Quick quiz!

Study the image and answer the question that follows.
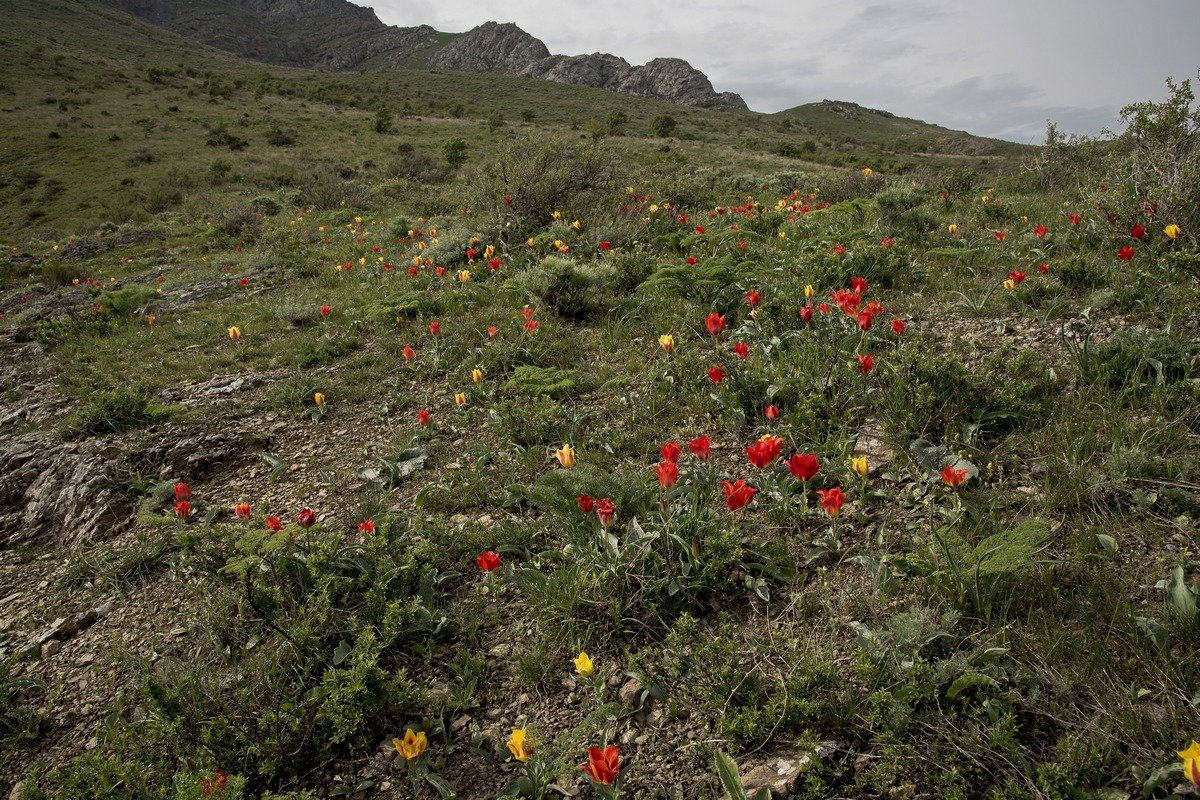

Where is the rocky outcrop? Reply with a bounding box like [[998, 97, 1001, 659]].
[[427, 21, 550, 73], [103, 1, 748, 109]]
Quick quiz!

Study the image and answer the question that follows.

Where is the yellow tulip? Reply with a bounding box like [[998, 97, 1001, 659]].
[[1003, 278, 1016, 290], [804, 284, 815, 300], [472, 368, 483, 384], [574, 651, 594, 676], [648, 204, 659, 214], [551, 210, 561, 220], [393, 729, 427, 761], [227, 326, 241, 341], [484, 244, 494, 258], [507, 729, 535, 762], [1164, 223, 1181, 240], [556, 443, 575, 469], [458, 270, 471, 283], [571, 219, 581, 230], [354, 216, 363, 224], [357, 257, 366, 266], [948, 223, 958, 235], [526, 237, 536, 247], [1180, 741, 1200, 785], [861, 167, 872, 176], [659, 334, 675, 353], [455, 392, 467, 406], [851, 456, 868, 477], [314, 392, 325, 407], [981, 195, 990, 204]]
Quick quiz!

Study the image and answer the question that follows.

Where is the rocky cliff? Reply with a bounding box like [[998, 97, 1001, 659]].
[[102, 0, 747, 109]]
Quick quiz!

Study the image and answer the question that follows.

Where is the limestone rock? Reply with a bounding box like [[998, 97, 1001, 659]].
[[428, 21, 550, 73]]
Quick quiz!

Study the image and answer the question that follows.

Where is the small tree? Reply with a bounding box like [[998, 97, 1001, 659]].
[[651, 114, 677, 138], [606, 110, 628, 135], [486, 112, 505, 133], [373, 105, 393, 134], [442, 137, 468, 170]]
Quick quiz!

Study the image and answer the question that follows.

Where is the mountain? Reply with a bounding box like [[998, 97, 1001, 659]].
[[99, 0, 748, 109]]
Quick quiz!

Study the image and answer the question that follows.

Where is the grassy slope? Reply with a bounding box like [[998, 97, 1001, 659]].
[[3, 3, 1199, 800]]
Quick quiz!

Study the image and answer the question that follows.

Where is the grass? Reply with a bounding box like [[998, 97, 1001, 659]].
[[3, 3, 1200, 799]]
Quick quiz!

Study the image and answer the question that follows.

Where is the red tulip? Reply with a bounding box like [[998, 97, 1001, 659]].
[[833, 244, 845, 255], [818, 303, 829, 314], [856, 311, 873, 331], [489, 258, 501, 271], [686, 256, 698, 265], [523, 306, 534, 321], [523, 319, 538, 332], [487, 325, 498, 337], [1008, 271, 1027, 285], [687, 436, 711, 460], [174, 500, 190, 520], [407, 267, 418, 277], [476, 550, 501, 572], [800, 306, 813, 323], [1069, 213, 1081, 226], [858, 354, 874, 374], [265, 515, 283, 532], [402, 345, 415, 361], [655, 460, 679, 489], [435, 266, 446, 277], [707, 365, 726, 383], [764, 404, 780, 421], [320, 304, 331, 317], [239, 276, 250, 286], [577, 494, 594, 513], [891, 319, 906, 335], [660, 441, 682, 463], [429, 321, 441, 336], [817, 487, 845, 517], [599, 240, 612, 251], [786, 453, 819, 481], [940, 465, 969, 487], [174, 482, 191, 502], [746, 435, 783, 468], [1118, 246, 1135, 261], [595, 499, 616, 528], [1131, 225, 1146, 239], [298, 507, 316, 528], [1034, 225, 1047, 238], [745, 289, 761, 307], [1037, 262, 1049, 274], [417, 408, 429, 425], [722, 479, 757, 511], [357, 519, 375, 534], [851, 277, 868, 295], [234, 502, 252, 520], [993, 230, 1006, 241], [581, 745, 620, 786], [695, 225, 705, 235], [705, 312, 725, 336], [880, 237, 894, 248], [466, 248, 477, 261], [731, 341, 749, 359]]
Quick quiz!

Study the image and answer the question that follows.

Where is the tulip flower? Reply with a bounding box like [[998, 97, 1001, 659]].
[[298, 507, 316, 528], [764, 404, 780, 421], [574, 651, 594, 676], [472, 367, 483, 384], [1130, 225, 1145, 239], [892, 319, 906, 335], [861, 166, 872, 176], [1034, 225, 1047, 238], [457, 270, 471, 283], [804, 284, 815, 299], [556, 443, 575, 469], [705, 312, 725, 336], [688, 436, 711, 460], [581, 745, 620, 786], [417, 408, 429, 425], [487, 326, 498, 337], [265, 515, 283, 532], [745, 289, 760, 307], [1003, 279, 1016, 291], [1118, 246, 1135, 261], [1164, 223, 1181, 239], [523, 306, 534, 321], [508, 729, 535, 762], [455, 392, 467, 406], [940, 465, 969, 487], [851, 277, 868, 295], [686, 256, 698, 265], [1037, 262, 1049, 274], [1179, 741, 1200, 786], [227, 326, 241, 341], [1008, 271, 1026, 286], [834, 243, 846, 255], [523, 319, 538, 333], [817, 487, 845, 517], [655, 460, 679, 489], [858, 354, 874, 374], [234, 502, 251, 520], [393, 729, 428, 761], [856, 312, 873, 331], [476, 550, 501, 572], [731, 341, 749, 359], [800, 306, 813, 323], [660, 441, 681, 463], [851, 456, 868, 477], [320, 304, 331, 317], [993, 230, 1006, 241], [1068, 213, 1080, 225], [147, 315, 156, 326], [174, 500, 190, 520], [577, 494, 594, 513], [599, 240, 612, 251], [746, 435, 783, 468], [707, 365, 726, 383], [595, 499, 616, 528], [429, 321, 440, 336], [357, 519, 375, 534], [723, 479, 756, 511], [947, 223, 958, 235], [786, 453, 819, 482], [659, 334, 675, 353], [314, 392, 325, 407], [174, 482, 191, 502]]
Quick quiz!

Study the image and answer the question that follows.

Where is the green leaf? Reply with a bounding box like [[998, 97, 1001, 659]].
[[1133, 615, 1170, 655], [260, 451, 289, 484], [946, 672, 998, 699], [332, 640, 351, 666], [908, 438, 977, 479], [425, 773, 457, 799], [1095, 533, 1118, 554], [713, 750, 746, 800], [1165, 566, 1198, 621]]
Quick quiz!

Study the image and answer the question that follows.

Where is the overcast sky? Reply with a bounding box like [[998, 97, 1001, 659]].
[[368, 0, 1199, 143]]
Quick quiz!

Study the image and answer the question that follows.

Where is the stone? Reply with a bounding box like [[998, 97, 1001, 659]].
[[740, 744, 843, 800], [618, 677, 644, 704], [41, 640, 62, 658]]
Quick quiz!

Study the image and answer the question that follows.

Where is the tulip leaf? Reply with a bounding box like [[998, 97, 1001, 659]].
[[332, 640, 351, 666], [259, 451, 289, 484], [946, 672, 998, 700], [424, 773, 457, 799], [713, 749, 747, 800], [909, 438, 977, 480], [1132, 615, 1170, 655], [360, 448, 428, 487], [1095, 533, 1118, 554], [1165, 566, 1198, 621]]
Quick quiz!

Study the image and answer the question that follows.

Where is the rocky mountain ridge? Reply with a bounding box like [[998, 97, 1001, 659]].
[[101, 0, 747, 109]]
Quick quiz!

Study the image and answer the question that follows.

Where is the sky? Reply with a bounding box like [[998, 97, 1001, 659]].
[[367, 0, 1200, 143]]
